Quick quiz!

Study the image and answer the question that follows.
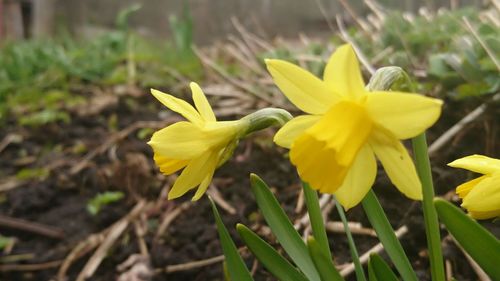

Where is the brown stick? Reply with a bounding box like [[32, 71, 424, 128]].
[[70, 120, 170, 174], [0, 214, 64, 239], [75, 201, 149, 281], [0, 260, 62, 272], [156, 247, 246, 274]]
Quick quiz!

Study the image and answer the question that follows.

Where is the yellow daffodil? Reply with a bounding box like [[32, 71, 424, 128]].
[[148, 82, 249, 200], [266, 44, 443, 209], [448, 155, 500, 219]]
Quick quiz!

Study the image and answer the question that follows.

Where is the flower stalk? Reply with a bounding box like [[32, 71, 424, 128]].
[[367, 66, 445, 281]]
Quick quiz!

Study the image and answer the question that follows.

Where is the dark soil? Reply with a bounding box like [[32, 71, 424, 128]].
[[0, 87, 499, 281]]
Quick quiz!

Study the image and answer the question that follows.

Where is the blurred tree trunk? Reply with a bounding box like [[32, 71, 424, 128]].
[[33, 0, 55, 38], [3, 0, 24, 40]]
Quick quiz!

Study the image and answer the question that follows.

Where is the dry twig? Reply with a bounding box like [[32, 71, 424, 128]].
[[155, 201, 192, 240], [75, 201, 149, 281], [340, 225, 408, 277], [0, 214, 64, 239]]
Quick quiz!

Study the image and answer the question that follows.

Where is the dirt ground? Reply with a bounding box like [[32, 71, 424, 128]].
[[0, 87, 499, 281]]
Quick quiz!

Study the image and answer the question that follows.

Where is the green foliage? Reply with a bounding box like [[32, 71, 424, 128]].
[[354, 7, 499, 99], [237, 224, 308, 281], [307, 237, 344, 281], [209, 198, 253, 281], [368, 254, 399, 281], [302, 183, 332, 261], [16, 168, 49, 180], [87, 191, 125, 215], [0, 3, 203, 124], [0, 235, 13, 251], [361, 191, 417, 281], [434, 198, 500, 280], [249, 174, 321, 281]]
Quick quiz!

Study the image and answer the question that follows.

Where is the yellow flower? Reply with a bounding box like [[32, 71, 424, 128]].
[[448, 155, 500, 219], [148, 82, 249, 200], [266, 44, 443, 209]]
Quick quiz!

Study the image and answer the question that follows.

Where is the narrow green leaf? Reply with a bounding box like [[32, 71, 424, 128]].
[[412, 133, 445, 281], [237, 224, 308, 281], [303, 183, 332, 260], [361, 190, 418, 281], [250, 174, 321, 281], [368, 262, 379, 281], [209, 198, 253, 281], [307, 236, 345, 281], [434, 198, 500, 280], [335, 197, 367, 281], [368, 254, 399, 281]]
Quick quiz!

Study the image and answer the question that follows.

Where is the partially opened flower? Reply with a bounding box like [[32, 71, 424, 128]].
[[448, 155, 500, 219], [266, 44, 443, 209], [148, 82, 249, 200]]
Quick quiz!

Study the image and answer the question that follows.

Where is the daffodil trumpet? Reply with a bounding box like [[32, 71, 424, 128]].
[[448, 154, 500, 219], [266, 44, 443, 209], [148, 82, 292, 201]]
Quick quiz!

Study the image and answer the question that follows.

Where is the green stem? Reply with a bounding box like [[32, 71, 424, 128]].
[[411, 133, 445, 281], [361, 190, 418, 281], [302, 183, 332, 260], [335, 197, 367, 281], [369, 66, 445, 281], [241, 108, 292, 135]]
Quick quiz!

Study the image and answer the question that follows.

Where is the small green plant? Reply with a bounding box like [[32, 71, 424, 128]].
[[87, 191, 125, 216]]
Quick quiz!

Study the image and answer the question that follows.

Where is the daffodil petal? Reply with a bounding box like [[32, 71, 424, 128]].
[[291, 101, 372, 193], [190, 82, 216, 122], [151, 89, 203, 125], [365, 91, 443, 139], [265, 59, 339, 114], [467, 209, 500, 220], [323, 44, 365, 99], [448, 154, 500, 175], [168, 151, 217, 200], [192, 172, 215, 201], [462, 172, 500, 212], [334, 145, 377, 210], [307, 101, 372, 165], [153, 154, 189, 175], [148, 121, 228, 159], [273, 115, 320, 148], [370, 132, 422, 200], [455, 175, 486, 198]]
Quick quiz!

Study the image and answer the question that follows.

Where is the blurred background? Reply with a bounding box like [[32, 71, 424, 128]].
[[0, 0, 498, 281], [0, 0, 489, 42]]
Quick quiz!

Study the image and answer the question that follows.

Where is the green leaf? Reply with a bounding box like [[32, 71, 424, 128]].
[[0, 235, 13, 251], [303, 183, 332, 260], [335, 198, 367, 281], [237, 224, 308, 281], [250, 174, 321, 281], [209, 198, 253, 281], [368, 254, 399, 281], [434, 198, 500, 280], [307, 237, 344, 281], [361, 190, 418, 281], [86, 191, 125, 215]]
